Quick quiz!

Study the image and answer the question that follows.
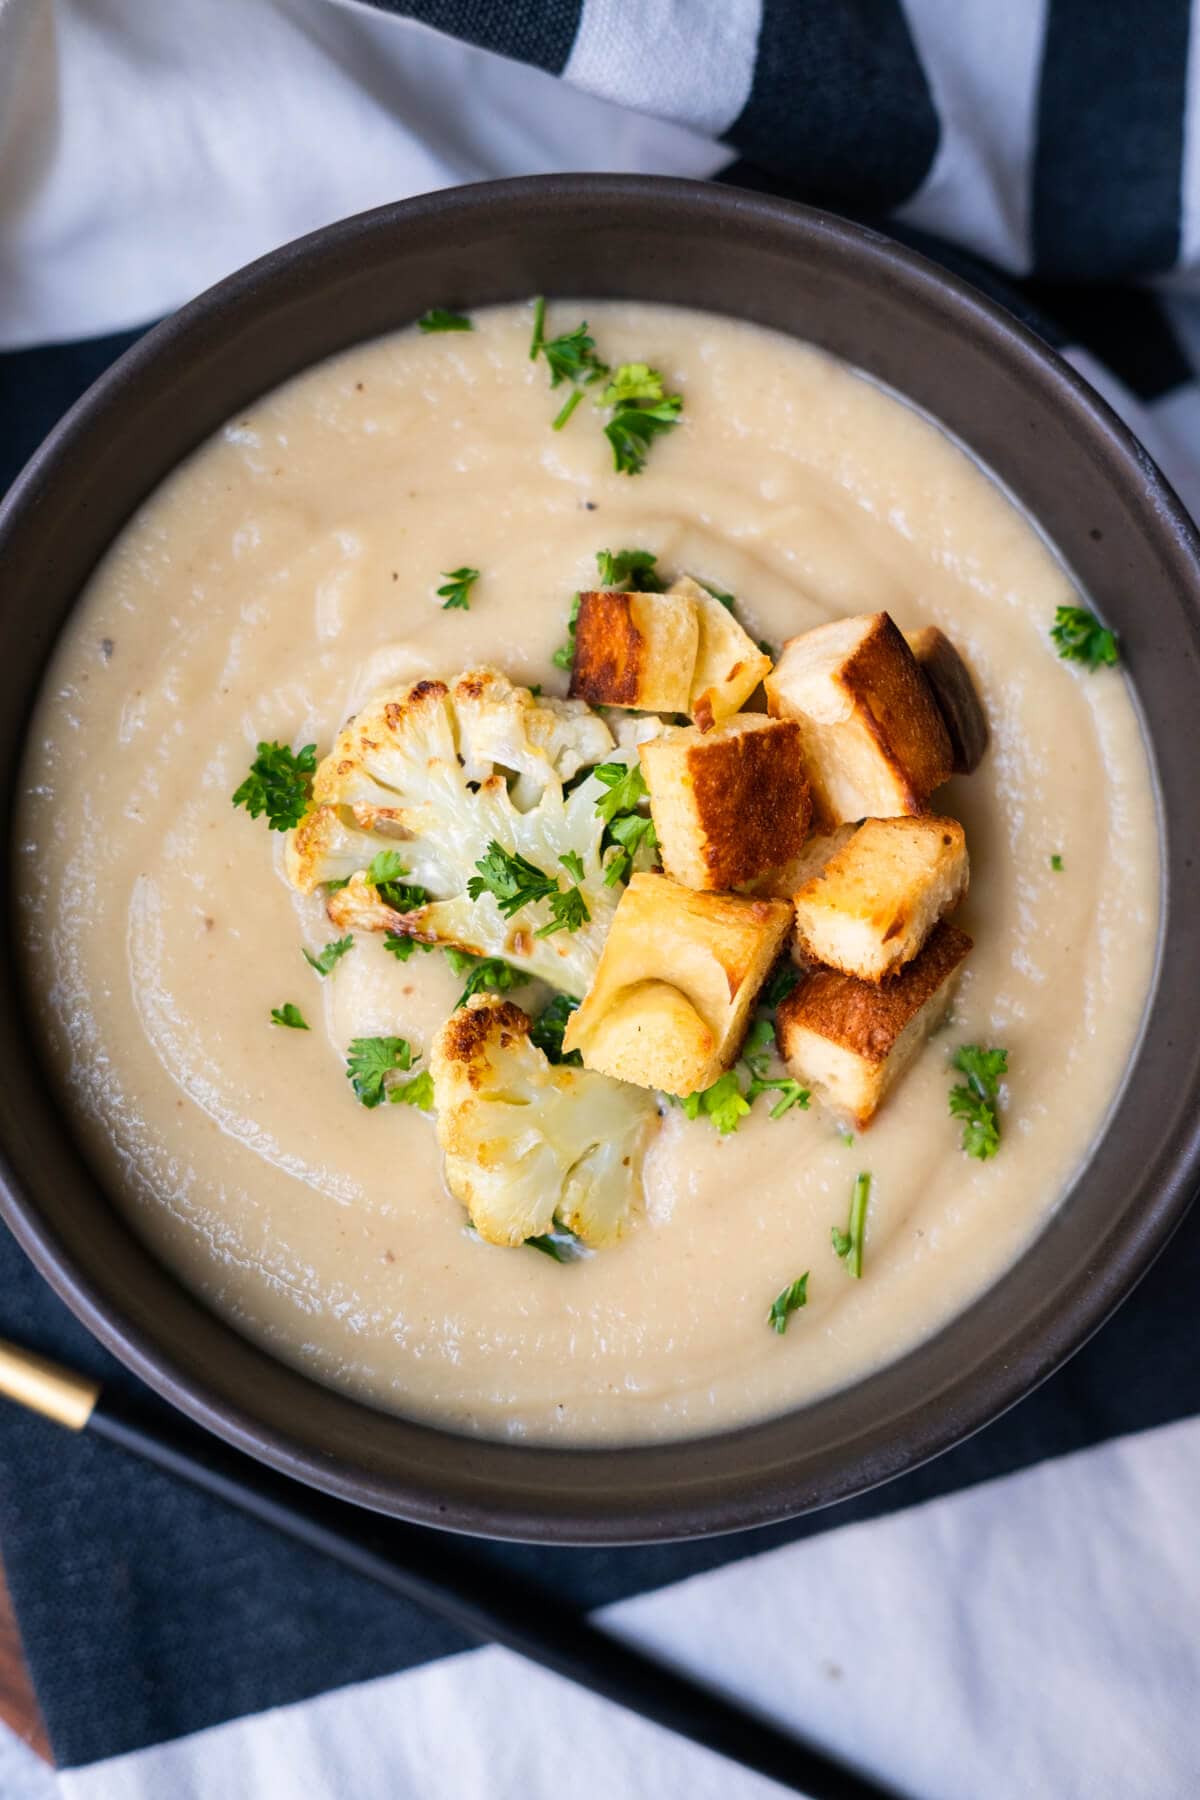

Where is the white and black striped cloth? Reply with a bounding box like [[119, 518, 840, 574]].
[[1, 6, 1198, 1798]]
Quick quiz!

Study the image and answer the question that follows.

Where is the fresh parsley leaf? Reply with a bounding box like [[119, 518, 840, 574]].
[[535, 883, 590, 938], [737, 1015, 810, 1118], [841, 1132, 855, 1148], [948, 1044, 1008, 1159], [559, 850, 586, 885], [443, 946, 477, 975], [593, 760, 650, 824], [418, 308, 472, 333], [552, 388, 585, 431], [752, 1078, 811, 1120], [454, 956, 522, 1009], [383, 933, 433, 962], [325, 877, 350, 893], [551, 592, 581, 672], [603, 810, 658, 886], [468, 841, 560, 918], [604, 395, 683, 477], [832, 1172, 871, 1278], [232, 741, 316, 832], [768, 1273, 810, 1335], [270, 1002, 309, 1030], [527, 1222, 585, 1262], [1050, 605, 1118, 669], [761, 962, 800, 1009], [595, 547, 664, 591], [303, 935, 354, 977], [346, 1036, 416, 1109], [1050, 853, 1064, 871], [540, 320, 607, 389], [530, 994, 582, 1066], [600, 362, 666, 406], [365, 850, 430, 912], [675, 1071, 752, 1136], [437, 566, 480, 611], [389, 1069, 435, 1110]]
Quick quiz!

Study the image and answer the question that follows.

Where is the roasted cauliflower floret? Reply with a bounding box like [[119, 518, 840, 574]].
[[431, 996, 658, 1247], [452, 668, 614, 809], [289, 673, 639, 996]]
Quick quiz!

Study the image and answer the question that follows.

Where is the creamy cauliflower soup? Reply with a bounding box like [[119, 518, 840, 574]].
[[16, 301, 1158, 1444]]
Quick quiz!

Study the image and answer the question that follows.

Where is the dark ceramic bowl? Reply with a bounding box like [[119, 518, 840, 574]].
[[2, 176, 1198, 1543]]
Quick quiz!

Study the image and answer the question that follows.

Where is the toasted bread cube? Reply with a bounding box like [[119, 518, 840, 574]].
[[775, 921, 971, 1127], [639, 715, 812, 892], [739, 825, 858, 901], [569, 589, 699, 712], [793, 816, 968, 982], [667, 577, 772, 731], [765, 612, 953, 824], [563, 872, 793, 1095], [905, 626, 989, 775]]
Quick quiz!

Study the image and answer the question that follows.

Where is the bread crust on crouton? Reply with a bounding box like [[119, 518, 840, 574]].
[[639, 715, 812, 891], [563, 872, 792, 1095], [765, 612, 953, 824], [905, 626, 989, 775], [668, 577, 772, 730], [569, 589, 698, 712], [793, 815, 968, 983], [776, 921, 971, 1126]]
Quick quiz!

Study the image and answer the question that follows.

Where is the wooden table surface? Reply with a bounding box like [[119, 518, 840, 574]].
[[0, 1562, 50, 1764]]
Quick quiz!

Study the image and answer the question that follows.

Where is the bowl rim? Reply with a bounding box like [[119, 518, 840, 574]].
[[2, 172, 1198, 1543]]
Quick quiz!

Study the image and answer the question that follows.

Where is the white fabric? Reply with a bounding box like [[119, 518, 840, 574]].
[[0, 0, 726, 348], [565, 0, 762, 141], [892, 1, 1048, 275], [55, 1418, 1200, 1800]]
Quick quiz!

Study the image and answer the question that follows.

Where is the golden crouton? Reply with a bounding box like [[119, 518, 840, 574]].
[[739, 825, 857, 901], [775, 922, 972, 1127], [668, 577, 772, 731], [793, 816, 969, 983], [569, 589, 699, 713], [638, 715, 812, 892], [765, 612, 953, 824], [905, 626, 989, 775], [562, 873, 793, 1095]]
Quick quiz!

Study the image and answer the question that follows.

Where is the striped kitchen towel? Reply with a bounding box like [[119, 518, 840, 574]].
[[1, 4, 1198, 1797]]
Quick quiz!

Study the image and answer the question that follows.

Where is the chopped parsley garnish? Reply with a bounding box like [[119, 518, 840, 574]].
[[679, 1072, 751, 1136], [832, 1173, 871, 1278], [600, 364, 683, 476], [453, 956, 522, 1009], [303, 935, 354, 977], [552, 592, 581, 672], [468, 841, 560, 916], [418, 308, 472, 333], [741, 1016, 810, 1117], [527, 1222, 585, 1262], [1050, 853, 1064, 872], [383, 933, 434, 962], [699, 580, 737, 611], [948, 1044, 1008, 1159], [366, 849, 430, 912], [468, 841, 589, 935], [270, 1002, 309, 1030], [596, 547, 664, 591], [232, 741, 316, 832], [530, 993, 582, 1066], [559, 850, 586, 884], [593, 760, 649, 823], [389, 1069, 435, 1110], [768, 1273, 810, 1335], [529, 298, 609, 433], [437, 566, 480, 611], [536, 882, 590, 939], [592, 760, 658, 885], [1050, 605, 1118, 669], [762, 962, 800, 1009], [346, 1036, 418, 1109]]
